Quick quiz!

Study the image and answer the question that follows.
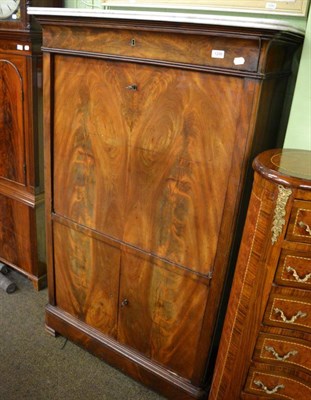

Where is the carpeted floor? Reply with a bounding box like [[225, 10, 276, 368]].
[[0, 269, 165, 400]]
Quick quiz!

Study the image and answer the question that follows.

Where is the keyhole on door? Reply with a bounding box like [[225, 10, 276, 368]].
[[121, 298, 129, 307], [125, 84, 138, 91]]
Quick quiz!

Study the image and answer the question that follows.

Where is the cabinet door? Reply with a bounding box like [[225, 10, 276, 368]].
[[53, 55, 246, 276], [53, 221, 121, 338], [0, 192, 33, 272], [117, 249, 209, 380], [0, 54, 26, 185]]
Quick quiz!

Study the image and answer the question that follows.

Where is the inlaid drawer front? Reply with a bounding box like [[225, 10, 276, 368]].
[[287, 201, 311, 243], [245, 368, 311, 399], [255, 334, 311, 372], [43, 26, 260, 72], [275, 251, 311, 290], [265, 294, 311, 333]]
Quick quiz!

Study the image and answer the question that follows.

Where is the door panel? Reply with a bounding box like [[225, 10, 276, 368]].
[[117, 249, 209, 380], [53, 221, 120, 338], [0, 192, 33, 272], [0, 55, 26, 185]]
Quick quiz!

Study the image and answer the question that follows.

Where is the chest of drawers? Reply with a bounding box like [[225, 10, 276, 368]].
[[209, 148, 311, 399]]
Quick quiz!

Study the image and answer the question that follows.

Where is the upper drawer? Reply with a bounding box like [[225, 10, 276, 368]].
[[286, 200, 311, 244], [264, 287, 311, 333], [43, 27, 260, 72], [275, 250, 311, 290], [254, 333, 311, 374]]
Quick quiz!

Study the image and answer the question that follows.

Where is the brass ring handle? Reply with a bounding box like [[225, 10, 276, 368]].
[[264, 345, 298, 361], [298, 221, 311, 236], [286, 266, 311, 283], [254, 380, 284, 395], [274, 308, 307, 323]]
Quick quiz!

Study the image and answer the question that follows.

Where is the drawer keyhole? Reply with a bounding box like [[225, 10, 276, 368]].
[[130, 38, 136, 47]]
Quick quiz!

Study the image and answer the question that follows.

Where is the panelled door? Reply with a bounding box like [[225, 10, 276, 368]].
[[0, 54, 26, 186]]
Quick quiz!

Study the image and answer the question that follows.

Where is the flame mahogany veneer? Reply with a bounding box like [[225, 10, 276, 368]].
[[36, 13, 303, 399]]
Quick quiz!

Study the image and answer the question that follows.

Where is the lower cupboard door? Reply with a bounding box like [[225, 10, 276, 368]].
[[53, 221, 121, 338], [117, 248, 209, 380]]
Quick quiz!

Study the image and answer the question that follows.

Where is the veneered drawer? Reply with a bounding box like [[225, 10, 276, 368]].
[[287, 200, 311, 244], [43, 26, 260, 72], [275, 250, 311, 290], [245, 364, 311, 399], [254, 333, 311, 373], [264, 288, 311, 333]]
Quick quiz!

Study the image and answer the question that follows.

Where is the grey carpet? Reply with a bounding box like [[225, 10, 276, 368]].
[[0, 269, 165, 400]]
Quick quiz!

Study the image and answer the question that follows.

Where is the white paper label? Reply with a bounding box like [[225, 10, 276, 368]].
[[24, 45, 30, 51], [211, 50, 225, 59], [234, 57, 246, 66], [266, 2, 277, 10], [16, 44, 23, 51]]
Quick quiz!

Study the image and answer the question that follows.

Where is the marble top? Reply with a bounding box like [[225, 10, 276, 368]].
[[27, 7, 305, 34]]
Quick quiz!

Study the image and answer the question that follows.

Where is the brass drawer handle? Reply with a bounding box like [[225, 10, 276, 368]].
[[264, 345, 298, 361], [298, 221, 311, 236], [254, 380, 285, 395], [286, 266, 311, 283], [274, 307, 307, 323]]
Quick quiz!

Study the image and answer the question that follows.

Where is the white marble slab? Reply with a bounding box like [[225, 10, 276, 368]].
[[27, 7, 305, 34]]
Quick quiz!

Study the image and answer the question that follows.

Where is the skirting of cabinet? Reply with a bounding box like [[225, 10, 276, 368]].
[[45, 304, 207, 400]]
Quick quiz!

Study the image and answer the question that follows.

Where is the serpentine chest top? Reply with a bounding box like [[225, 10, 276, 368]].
[[29, 8, 303, 399]]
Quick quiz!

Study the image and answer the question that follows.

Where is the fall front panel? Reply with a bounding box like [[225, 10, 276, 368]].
[[52, 55, 245, 276]]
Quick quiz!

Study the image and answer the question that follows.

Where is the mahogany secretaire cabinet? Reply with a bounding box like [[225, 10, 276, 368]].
[[209, 149, 311, 399], [29, 8, 303, 399], [0, 1, 61, 290]]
